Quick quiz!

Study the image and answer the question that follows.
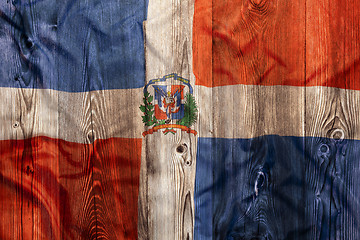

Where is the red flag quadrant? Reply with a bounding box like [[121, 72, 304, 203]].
[[192, 0, 360, 90], [0, 136, 142, 239]]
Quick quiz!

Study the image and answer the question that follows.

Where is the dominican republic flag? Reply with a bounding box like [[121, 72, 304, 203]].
[[1, 0, 360, 239]]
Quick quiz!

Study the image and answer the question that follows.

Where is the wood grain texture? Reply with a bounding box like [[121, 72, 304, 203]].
[[138, 0, 197, 239], [305, 0, 360, 239], [193, 0, 306, 138], [196, 85, 305, 139], [193, 0, 306, 87], [0, 137, 142, 239], [0, 1, 61, 238], [1, 0, 360, 239], [0, 1, 143, 239], [192, 0, 307, 239]]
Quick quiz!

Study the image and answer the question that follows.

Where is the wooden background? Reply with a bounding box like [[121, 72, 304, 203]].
[[1, 0, 360, 239]]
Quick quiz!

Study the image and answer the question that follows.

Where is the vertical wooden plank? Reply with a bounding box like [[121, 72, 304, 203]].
[[58, 91, 94, 240], [0, 2, 22, 239], [138, 0, 197, 239], [88, 89, 143, 239], [305, 0, 360, 239], [54, 0, 95, 237], [0, 1, 63, 238]]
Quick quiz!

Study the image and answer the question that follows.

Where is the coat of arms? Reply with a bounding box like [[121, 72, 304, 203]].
[[140, 74, 198, 136]]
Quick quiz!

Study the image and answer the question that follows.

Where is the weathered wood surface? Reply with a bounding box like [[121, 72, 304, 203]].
[[0, 0, 144, 239], [193, 0, 307, 239], [1, 0, 360, 239], [138, 0, 197, 239], [192, 0, 360, 239], [304, 0, 360, 239]]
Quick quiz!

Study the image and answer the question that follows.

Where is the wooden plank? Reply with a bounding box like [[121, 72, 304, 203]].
[[305, 0, 360, 239], [88, 90, 142, 239], [0, 1, 62, 239], [0, 1, 93, 238], [0, 1, 146, 239], [0, 4, 25, 237], [58, 91, 94, 240], [138, 0, 197, 239]]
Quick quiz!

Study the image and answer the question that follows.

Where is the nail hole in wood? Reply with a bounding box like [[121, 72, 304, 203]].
[[13, 122, 19, 128]]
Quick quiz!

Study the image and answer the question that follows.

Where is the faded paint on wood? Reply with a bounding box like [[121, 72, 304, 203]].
[[1, 0, 360, 239], [0, 1, 143, 239], [192, 0, 307, 239], [305, 0, 360, 239]]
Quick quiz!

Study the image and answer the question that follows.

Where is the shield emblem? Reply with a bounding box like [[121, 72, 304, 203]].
[[153, 85, 185, 120], [140, 73, 198, 137]]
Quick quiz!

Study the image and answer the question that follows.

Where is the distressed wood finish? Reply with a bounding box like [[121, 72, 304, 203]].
[[305, 0, 360, 239], [138, 0, 197, 239], [193, 0, 307, 239], [58, 90, 94, 240], [0, 1, 60, 238], [1, 0, 360, 239], [0, 1, 142, 239]]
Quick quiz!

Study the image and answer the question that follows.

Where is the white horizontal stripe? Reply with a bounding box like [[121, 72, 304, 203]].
[[196, 85, 360, 140], [0, 87, 144, 142], [196, 85, 305, 139], [1, 85, 359, 142]]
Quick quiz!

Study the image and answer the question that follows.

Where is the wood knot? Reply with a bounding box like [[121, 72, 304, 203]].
[[329, 128, 345, 141], [176, 144, 192, 166], [248, 0, 271, 14], [14, 75, 21, 81], [25, 166, 34, 175], [317, 143, 331, 161], [185, 159, 192, 166], [176, 143, 188, 154], [21, 33, 35, 50], [255, 171, 265, 196], [319, 144, 329, 153], [87, 131, 94, 143]]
